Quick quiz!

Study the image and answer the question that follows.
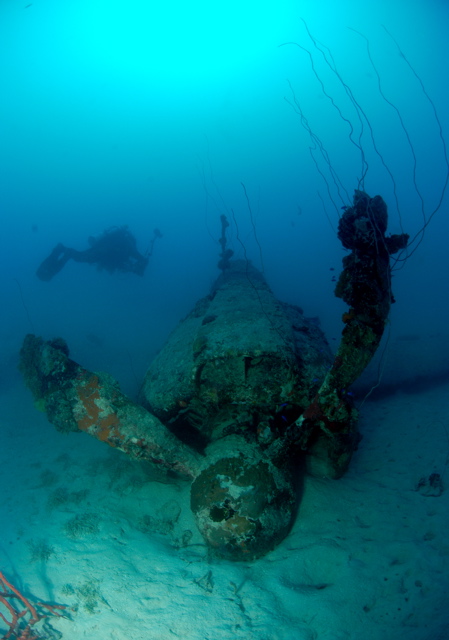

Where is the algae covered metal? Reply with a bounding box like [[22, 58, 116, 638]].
[[140, 260, 333, 448], [19, 190, 406, 560]]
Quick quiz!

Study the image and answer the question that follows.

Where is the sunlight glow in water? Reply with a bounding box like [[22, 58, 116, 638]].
[[67, 0, 296, 83]]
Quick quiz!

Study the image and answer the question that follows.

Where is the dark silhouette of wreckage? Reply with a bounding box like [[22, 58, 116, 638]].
[[20, 191, 408, 560]]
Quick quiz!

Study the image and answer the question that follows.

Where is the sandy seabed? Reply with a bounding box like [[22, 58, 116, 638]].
[[1, 374, 448, 640]]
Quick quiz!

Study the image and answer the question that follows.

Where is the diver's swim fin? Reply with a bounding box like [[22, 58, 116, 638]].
[[36, 243, 71, 281]]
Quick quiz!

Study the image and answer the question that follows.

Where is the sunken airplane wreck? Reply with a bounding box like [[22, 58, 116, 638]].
[[20, 192, 408, 560]]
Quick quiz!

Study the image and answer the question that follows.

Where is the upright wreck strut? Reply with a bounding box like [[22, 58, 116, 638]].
[[291, 190, 409, 478]]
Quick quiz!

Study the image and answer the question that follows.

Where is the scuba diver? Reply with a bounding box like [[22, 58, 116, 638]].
[[36, 226, 162, 281]]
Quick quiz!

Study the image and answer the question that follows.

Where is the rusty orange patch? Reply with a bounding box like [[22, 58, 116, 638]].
[[76, 374, 121, 445]]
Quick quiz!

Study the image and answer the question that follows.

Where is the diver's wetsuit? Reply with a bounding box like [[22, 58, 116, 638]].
[[36, 226, 150, 281]]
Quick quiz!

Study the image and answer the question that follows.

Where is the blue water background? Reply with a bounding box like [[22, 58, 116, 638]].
[[1, 0, 448, 397]]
